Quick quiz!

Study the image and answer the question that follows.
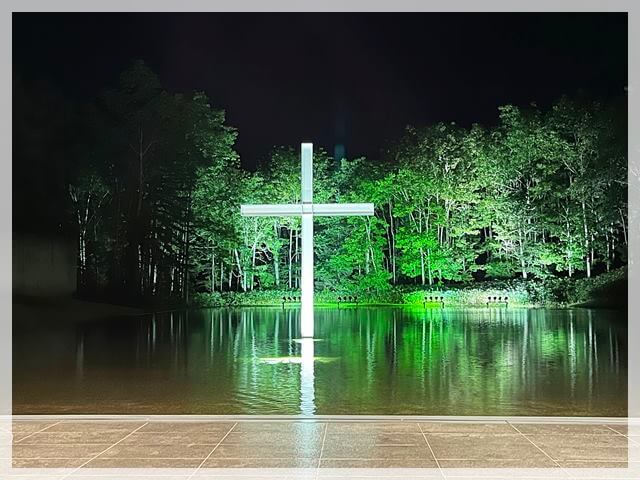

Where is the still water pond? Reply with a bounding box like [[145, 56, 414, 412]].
[[13, 307, 627, 416]]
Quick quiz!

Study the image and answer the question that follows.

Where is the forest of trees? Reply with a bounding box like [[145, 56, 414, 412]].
[[13, 62, 628, 306]]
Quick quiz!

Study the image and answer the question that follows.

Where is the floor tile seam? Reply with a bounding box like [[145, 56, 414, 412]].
[[187, 422, 238, 480], [605, 424, 640, 447], [418, 422, 445, 479], [507, 421, 570, 478], [57, 421, 149, 480], [605, 424, 628, 436], [90, 421, 154, 450], [13, 422, 63, 444], [316, 422, 329, 476]]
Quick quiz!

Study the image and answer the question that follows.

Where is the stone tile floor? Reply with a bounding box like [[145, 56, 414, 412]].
[[2, 418, 640, 479]]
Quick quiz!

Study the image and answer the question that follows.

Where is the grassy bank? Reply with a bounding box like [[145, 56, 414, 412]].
[[191, 267, 626, 309]]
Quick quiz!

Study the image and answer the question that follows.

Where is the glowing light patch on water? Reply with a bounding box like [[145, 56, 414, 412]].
[[261, 357, 304, 364], [259, 357, 336, 364]]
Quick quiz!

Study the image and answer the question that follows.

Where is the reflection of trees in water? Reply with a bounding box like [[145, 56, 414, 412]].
[[19, 307, 626, 415]]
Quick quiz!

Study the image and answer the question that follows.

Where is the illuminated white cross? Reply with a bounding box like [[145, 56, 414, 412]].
[[241, 143, 374, 338]]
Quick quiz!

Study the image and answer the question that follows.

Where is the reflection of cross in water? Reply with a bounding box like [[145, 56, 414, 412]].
[[299, 337, 315, 416], [241, 143, 374, 338], [265, 310, 317, 414]]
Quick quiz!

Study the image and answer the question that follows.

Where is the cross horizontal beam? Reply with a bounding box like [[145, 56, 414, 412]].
[[241, 203, 374, 217]]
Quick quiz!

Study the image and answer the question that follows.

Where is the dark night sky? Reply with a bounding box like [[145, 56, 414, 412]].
[[13, 12, 627, 168]]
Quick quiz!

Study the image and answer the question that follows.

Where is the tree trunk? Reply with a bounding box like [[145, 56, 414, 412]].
[[590, 232, 595, 271], [250, 239, 257, 291], [234, 249, 245, 291], [565, 206, 573, 278], [618, 207, 627, 245], [288, 226, 293, 289], [518, 227, 527, 279], [137, 127, 144, 217], [365, 248, 370, 274], [211, 248, 215, 294], [365, 218, 376, 273], [78, 230, 86, 291], [605, 228, 611, 272], [582, 200, 591, 278], [294, 228, 299, 288], [388, 201, 396, 284], [183, 195, 192, 303], [273, 220, 280, 286]]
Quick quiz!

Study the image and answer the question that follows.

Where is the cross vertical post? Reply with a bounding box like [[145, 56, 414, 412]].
[[240, 141, 374, 340], [300, 143, 314, 338]]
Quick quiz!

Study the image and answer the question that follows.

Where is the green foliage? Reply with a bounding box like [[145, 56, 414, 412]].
[[402, 282, 530, 306], [54, 62, 626, 308], [190, 268, 626, 308]]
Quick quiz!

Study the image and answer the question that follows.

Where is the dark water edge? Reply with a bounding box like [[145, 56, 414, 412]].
[[13, 306, 627, 416]]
